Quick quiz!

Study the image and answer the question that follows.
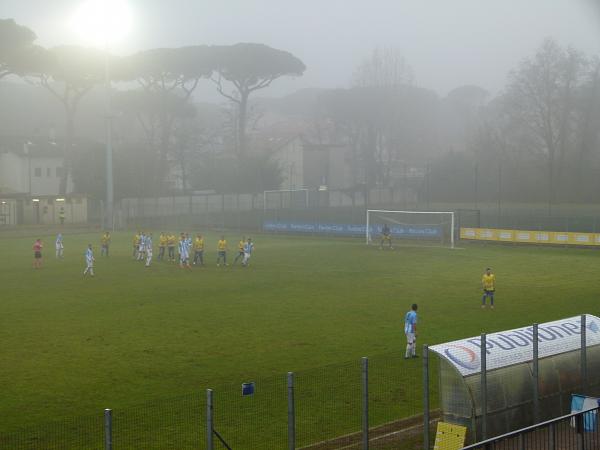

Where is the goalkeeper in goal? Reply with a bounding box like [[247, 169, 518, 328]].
[[380, 224, 394, 250]]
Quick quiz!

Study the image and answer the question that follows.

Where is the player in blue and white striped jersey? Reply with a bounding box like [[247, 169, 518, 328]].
[[242, 238, 254, 267], [179, 233, 191, 269], [83, 244, 95, 277], [55, 233, 64, 258], [145, 234, 153, 267]]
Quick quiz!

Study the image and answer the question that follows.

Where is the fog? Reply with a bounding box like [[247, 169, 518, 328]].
[[4, 0, 600, 98], [2, 1, 600, 213]]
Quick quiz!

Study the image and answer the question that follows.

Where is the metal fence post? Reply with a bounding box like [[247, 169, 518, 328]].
[[533, 323, 540, 424], [287, 372, 295, 450], [423, 345, 430, 450], [581, 314, 587, 391], [104, 408, 112, 450], [362, 357, 369, 450], [481, 333, 488, 441], [207, 389, 214, 450]]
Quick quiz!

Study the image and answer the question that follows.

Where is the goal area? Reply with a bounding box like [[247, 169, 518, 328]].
[[366, 209, 455, 248]]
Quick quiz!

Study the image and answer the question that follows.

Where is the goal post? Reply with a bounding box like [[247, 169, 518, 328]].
[[263, 189, 309, 211], [366, 209, 455, 248]]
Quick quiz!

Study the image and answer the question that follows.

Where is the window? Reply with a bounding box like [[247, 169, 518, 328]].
[[46, 168, 51, 177], [56, 167, 63, 178], [34, 168, 41, 177]]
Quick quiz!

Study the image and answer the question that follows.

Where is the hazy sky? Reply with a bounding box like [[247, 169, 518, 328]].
[[3, 0, 600, 99]]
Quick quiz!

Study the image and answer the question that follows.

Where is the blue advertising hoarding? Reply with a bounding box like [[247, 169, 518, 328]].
[[263, 221, 441, 238]]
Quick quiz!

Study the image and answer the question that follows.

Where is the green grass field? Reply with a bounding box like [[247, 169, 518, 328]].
[[1, 230, 599, 448]]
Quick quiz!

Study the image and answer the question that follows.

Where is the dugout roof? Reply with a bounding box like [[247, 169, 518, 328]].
[[428, 314, 600, 443], [430, 314, 600, 377]]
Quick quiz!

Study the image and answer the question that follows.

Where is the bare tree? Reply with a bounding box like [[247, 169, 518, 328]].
[[353, 46, 414, 88], [504, 38, 588, 209]]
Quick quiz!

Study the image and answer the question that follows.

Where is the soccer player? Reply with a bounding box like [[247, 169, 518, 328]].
[[83, 244, 95, 277], [482, 268, 496, 309], [137, 232, 146, 261], [233, 236, 246, 265], [132, 231, 140, 259], [404, 304, 418, 359], [193, 234, 205, 266], [145, 233, 153, 267], [158, 232, 167, 261], [380, 224, 393, 250], [242, 238, 254, 267], [33, 238, 43, 269], [216, 235, 228, 266], [55, 233, 64, 259], [100, 231, 111, 257], [167, 233, 176, 262], [179, 233, 191, 269]]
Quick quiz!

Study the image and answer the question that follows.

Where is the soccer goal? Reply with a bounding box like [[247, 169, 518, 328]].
[[366, 209, 455, 248], [263, 189, 309, 211]]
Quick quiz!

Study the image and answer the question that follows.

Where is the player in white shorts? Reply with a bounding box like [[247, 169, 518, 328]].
[[242, 238, 254, 267], [83, 244, 95, 277], [179, 233, 191, 269], [404, 304, 418, 359], [137, 232, 146, 261], [55, 233, 64, 258], [145, 234, 153, 267]]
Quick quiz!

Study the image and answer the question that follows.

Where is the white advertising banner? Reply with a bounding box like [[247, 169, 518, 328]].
[[429, 315, 600, 377]]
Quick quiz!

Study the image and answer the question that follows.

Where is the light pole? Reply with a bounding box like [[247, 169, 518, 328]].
[[104, 50, 114, 231], [69, 0, 133, 231]]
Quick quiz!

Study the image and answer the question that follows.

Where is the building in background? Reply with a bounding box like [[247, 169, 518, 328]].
[[0, 136, 87, 225]]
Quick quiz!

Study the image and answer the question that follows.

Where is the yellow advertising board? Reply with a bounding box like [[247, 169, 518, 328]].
[[433, 422, 467, 450], [460, 228, 600, 247]]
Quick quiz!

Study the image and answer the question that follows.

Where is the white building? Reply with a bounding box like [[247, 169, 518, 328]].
[[0, 137, 73, 196], [0, 137, 87, 225]]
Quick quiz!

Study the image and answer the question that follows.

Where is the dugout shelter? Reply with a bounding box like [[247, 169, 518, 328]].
[[428, 314, 600, 444]]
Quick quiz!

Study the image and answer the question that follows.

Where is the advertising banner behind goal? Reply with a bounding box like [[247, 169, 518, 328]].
[[263, 220, 441, 237]]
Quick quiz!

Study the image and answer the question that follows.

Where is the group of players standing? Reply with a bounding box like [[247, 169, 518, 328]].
[[132, 232, 255, 269], [31, 231, 255, 277]]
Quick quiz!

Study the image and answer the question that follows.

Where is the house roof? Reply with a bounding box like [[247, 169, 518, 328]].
[[0, 136, 100, 157]]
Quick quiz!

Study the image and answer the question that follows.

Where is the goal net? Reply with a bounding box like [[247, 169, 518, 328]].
[[366, 209, 455, 248]]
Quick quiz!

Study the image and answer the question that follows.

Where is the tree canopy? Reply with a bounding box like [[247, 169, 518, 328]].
[[0, 18, 37, 79]]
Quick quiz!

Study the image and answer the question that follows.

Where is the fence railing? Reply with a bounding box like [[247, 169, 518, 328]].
[[0, 351, 432, 450], [112, 192, 600, 236], [461, 406, 600, 450]]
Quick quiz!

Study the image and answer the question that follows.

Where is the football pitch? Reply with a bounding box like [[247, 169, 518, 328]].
[[1, 230, 599, 447]]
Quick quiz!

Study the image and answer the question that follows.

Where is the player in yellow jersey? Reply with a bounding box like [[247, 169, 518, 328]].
[[233, 236, 246, 265], [167, 233, 176, 262], [158, 232, 167, 261], [100, 231, 111, 257], [193, 234, 205, 266], [481, 268, 496, 309], [217, 236, 228, 266], [132, 231, 140, 259]]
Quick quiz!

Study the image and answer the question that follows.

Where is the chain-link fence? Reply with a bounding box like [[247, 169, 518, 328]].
[[0, 351, 435, 450]]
